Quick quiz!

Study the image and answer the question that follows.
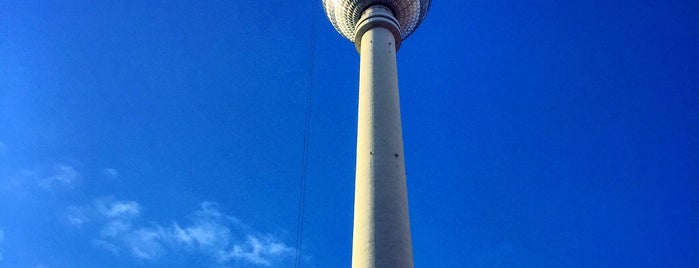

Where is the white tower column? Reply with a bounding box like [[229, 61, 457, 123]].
[[352, 6, 413, 268], [321, 1, 430, 266]]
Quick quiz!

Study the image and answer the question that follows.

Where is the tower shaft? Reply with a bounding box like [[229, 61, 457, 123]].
[[352, 12, 413, 267]]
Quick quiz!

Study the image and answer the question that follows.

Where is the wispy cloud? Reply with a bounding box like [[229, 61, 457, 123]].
[[97, 199, 140, 218], [0, 141, 6, 153], [37, 164, 80, 190], [1, 163, 80, 197], [68, 199, 293, 266], [223, 234, 294, 266], [102, 168, 119, 179], [66, 206, 89, 226]]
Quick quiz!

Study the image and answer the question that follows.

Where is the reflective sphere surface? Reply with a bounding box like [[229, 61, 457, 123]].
[[322, 0, 431, 42]]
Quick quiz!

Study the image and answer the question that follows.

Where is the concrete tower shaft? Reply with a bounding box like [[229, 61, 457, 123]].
[[352, 6, 412, 268], [321, 1, 430, 267]]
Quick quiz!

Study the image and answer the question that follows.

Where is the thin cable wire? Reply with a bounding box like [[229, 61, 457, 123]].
[[294, 2, 317, 267]]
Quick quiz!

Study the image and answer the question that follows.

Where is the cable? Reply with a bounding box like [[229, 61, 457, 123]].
[[294, 1, 317, 267]]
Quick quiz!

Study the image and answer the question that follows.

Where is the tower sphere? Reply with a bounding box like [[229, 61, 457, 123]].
[[322, 0, 431, 42]]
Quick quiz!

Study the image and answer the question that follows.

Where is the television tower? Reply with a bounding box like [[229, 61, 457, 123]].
[[322, 1, 431, 267]]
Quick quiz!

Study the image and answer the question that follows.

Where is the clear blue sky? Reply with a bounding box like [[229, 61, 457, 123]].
[[1, 1, 698, 267]]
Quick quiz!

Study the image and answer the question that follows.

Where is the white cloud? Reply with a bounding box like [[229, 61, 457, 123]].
[[102, 168, 119, 179], [125, 228, 165, 259], [37, 164, 80, 190], [68, 199, 293, 266], [1, 163, 81, 198], [223, 235, 294, 266], [101, 220, 133, 238], [0, 141, 6, 152], [100, 200, 141, 219], [66, 206, 89, 226], [67, 197, 140, 229]]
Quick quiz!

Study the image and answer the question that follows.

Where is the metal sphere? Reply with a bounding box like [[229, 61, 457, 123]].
[[322, 0, 431, 42]]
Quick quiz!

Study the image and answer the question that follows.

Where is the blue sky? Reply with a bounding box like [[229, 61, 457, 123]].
[[1, 0, 698, 267]]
